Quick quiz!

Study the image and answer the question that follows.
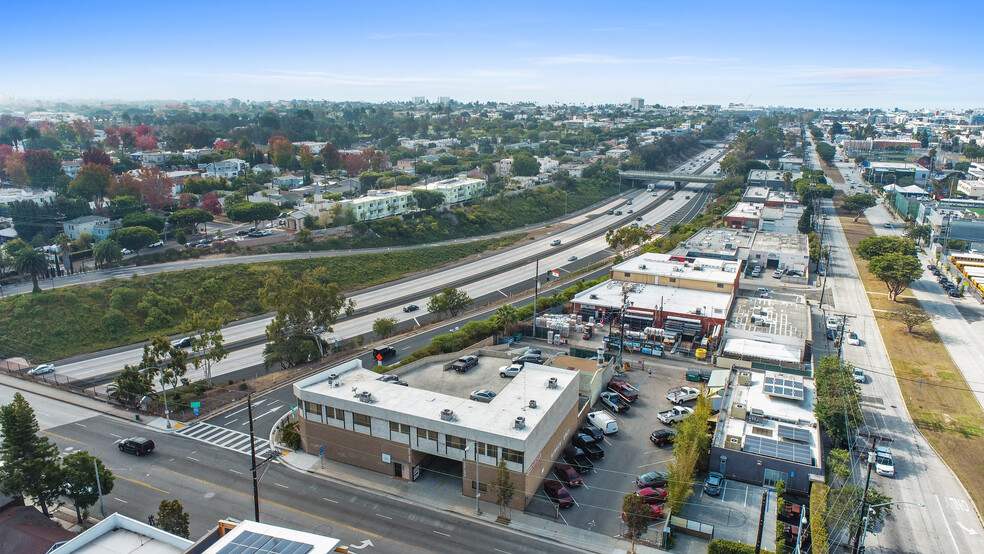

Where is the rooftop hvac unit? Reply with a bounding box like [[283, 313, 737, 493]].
[[328, 373, 339, 381], [547, 377, 558, 389], [730, 403, 747, 419], [590, 294, 598, 299], [514, 416, 526, 429], [639, 264, 647, 269], [358, 391, 374, 403], [440, 409, 456, 422], [529, 400, 537, 409], [737, 371, 752, 386]]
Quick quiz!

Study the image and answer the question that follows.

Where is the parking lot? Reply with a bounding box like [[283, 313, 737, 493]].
[[524, 355, 702, 539], [676, 479, 777, 552]]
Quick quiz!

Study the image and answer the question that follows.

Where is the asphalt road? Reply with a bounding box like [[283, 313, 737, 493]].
[[42, 148, 725, 387], [809, 138, 984, 552]]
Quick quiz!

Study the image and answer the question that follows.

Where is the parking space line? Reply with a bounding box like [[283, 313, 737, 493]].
[[558, 512, 569, 526]]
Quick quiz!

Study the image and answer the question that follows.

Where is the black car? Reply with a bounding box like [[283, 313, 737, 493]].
[[118, 437, 155, 456], [949, 290, 962, 298], [650, 429, 677, 447], [236, 230, 250, 236], [578, 425, 604, 442], [403, 304, 419, 313], [562, 446, 594, 473]]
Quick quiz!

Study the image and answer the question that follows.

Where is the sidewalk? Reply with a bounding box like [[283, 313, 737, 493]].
[[280, 450, 660, 554], [0, 371, 137, 422]]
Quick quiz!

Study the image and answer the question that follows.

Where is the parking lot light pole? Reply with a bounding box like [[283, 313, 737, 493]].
[[450, 327, 459, 353], [857, 501, 925, 553]]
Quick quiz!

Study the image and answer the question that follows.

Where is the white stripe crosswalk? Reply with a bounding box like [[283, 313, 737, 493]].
[[174, 422, 274, 460]]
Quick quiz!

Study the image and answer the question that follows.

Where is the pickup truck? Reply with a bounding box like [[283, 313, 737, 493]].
[[451, 355, 478, 373], [666, 386, 700, 405], [562, 445, 594, 473], [607, 380, 639, 403], [599, 391, 631, 414], [571, 434, 605, 459], [657, 405, 694, 425]]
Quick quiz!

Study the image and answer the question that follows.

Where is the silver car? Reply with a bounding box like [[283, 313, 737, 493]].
[[28, 363, 55, 376]]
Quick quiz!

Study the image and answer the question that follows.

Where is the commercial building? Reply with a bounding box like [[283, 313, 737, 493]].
[[669, 228, 754, 261], [630, 97, 645, 110], [748, 170, 791, 190], [417, 176, 486, 206], [957, 162, 984, 198], [709, 368, 822, 492], [724, 202, 763, 229], [338, 188, 414, 221], [718, 295, 813, 371], [742, 186, 771, 204], [867, 162, 930, 186], [758, 205, 803, 235], [748, 231, 809, 273], [293, 358, 580, 510]]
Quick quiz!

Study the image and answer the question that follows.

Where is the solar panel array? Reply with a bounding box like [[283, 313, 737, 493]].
[[777, 424, 811, 443], [216, 531, 314, 554], [762, 373, 805, 400], [743, 434, 813, 465]]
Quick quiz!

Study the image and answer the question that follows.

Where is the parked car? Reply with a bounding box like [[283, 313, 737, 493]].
[[587, 411, 618, 434], [121, 248, 134, 255], [703, 472, 724, 496], [28, 363, 55, 376], [636, 471, 670, 488], [236, 230, 250, 236], [148, 240, 164, 248], [853, 368, 865, 383], [949, 290, 963, 298], [657, 405, 693, 425], [622, 503, 664, 521], [635, 487, 668, 504], [650, 429, 677, 447], [452, 355, 479, 372], [562, 445, 594, 473], [402, 304, 419, 313], [884, 222, 892, 228], [772, 269, 783, 279], [118, 437, 155, 456], [469, 389, 496, 403], [571, 434, 604, 459], [499, 364, 523, 378], [552, 464, 583, 488], [542, 480, 575, 508], [607, 380, 639, 402], [666, 386, 700, 404], [513, 353, 544, 365], [599, 391, 631, 413], [578, 425, 604, 442]]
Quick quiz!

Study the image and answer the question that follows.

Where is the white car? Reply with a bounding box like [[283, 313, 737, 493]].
[[846, 332, 861, 346], [148, 240, 164, 248], [853, 368, 865, 383], [121, 248, 134, 255], [499, 364, 523, 378], [28, 363, 55, 376]]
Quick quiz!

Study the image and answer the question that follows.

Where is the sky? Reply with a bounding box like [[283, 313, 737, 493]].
[[5, 0, 982, 110]]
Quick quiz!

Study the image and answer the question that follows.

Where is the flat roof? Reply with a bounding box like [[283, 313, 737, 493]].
[[419, 176, 485, 190], [748, 169, 788, 181], [673, 228, 754, 256], [750, 231, 809, 255], [742, 186, 771, 202], [295, 359, 578, 444], [728, 296, 812, 340], [200, 520, 341, 554], [726, 202, 762, 219], [51, 513, 193, 554], [573, 280, 733, 320], [722, 338, 801, 363], [717, 369, 820, 467], [613, 252, 742, 285]]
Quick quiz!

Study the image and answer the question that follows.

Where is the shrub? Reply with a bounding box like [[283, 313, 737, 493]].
[[281, 420, 301, 450]]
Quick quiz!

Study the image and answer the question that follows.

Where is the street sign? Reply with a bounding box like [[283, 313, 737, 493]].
[[193, 407, 199, 416], [190, 402, 201, 408], [320, 446, 324, 456], [375, 353, 383, 361]]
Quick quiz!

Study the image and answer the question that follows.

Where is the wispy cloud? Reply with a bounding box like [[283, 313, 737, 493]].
[[791, 66, 942, 81], [530, 53, 735, 66], [365, 31, 434, 40], [190, 70, 454, 88]]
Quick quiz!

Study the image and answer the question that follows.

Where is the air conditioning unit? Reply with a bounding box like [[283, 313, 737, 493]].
[[590, 294, 598, 299], [440, 409, 456, 422], [639, 264, 647, 269], [514, 417, 526, 429], [737, 371, 752, 386], [328, 373, 339, 381], [529, 400, 537, 409], [547, 377, 558, 389], [358, 391, 374, 403]]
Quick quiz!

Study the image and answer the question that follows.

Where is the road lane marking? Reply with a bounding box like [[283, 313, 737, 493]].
[[187, 457, 200, 462], [42, 430, 86, 445], [433, 530, 450, 537], [151, 465, 414, 549], [376, 514, 392, 520], [111, 433, 122, 438], [114, 497, 127, 503], [323, 498, 339, 504], [229, 469, 242, 475], [226, 419, 239, 425], [275, 483, 289, 489], [936, 495, 961, 553], [116, 475, 170, 494], [494, 549, 512, 554], [73, 423, 86, 427]]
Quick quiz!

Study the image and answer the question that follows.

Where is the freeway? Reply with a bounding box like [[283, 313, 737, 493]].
[[807, 136, 984, 552], [44, 148, 725, 386]]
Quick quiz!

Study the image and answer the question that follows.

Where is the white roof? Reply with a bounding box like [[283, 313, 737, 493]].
[[573, 280, 733, 319], [50, 513, 192, 553], [199, 520, 341, 554], [722, 337, 801, 363], [612, 252, 741, 285]]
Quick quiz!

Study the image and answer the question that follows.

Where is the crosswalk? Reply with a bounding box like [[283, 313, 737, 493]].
[[174, 422, 274, 460]]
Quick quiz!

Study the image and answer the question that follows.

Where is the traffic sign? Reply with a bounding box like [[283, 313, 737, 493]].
[[193, 407, 199, 416], [375, 353, 383, 361], [190, 402, 201, 408], [320, 445, 324, 456]]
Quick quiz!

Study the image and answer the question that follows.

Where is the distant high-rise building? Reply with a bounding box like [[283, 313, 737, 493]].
[[412, 96, 426, 104], [438, 96, 452, 105], [630, 97, 644, 110]]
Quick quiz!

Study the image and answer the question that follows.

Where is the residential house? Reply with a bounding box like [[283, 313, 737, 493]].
[[273, 174, 305, 188], [182, 147, 214, 161], [418, 176, 486, 206], [252, 163, 282, 174], [63, 215, 112, 241], [338, 189, 414, 221], [92, 218, 122, 242], [199, 158, 248, 179], [62, 160, 82, 178]]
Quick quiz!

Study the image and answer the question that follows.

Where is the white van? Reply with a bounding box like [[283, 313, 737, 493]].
[[587, 411, 618, 434]]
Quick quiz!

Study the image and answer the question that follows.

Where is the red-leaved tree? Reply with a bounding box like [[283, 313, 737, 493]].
[[82, 147, 113, 168], [138, 167, 174, 210], [199, 192, 223, 216]]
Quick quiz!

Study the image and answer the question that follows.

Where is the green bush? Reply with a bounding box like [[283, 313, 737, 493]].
[[281, 420, 301, 450], [708, 539, 773, 554]]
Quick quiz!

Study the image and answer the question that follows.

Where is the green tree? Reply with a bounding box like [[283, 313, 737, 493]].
[[108, 364, 155, 408], [69, 163, 113, 202], [121, 213, 166, 232], [14, 246, 49, 293], [157, 498, 191, 538], [168, 208, 214, 235], [492, 304, 519, 334], [226, 202, 280, 226], [0, 393, 64, 517], [889, 304, 935, 333], [869, 252, 923, 301], [93, 238, 124, 269], [621, 492, 651, 543], [62, 451, 114, 523], [493, 458, 515, 521], [427, 287, 473, 318], [411, 189, 446, 211], [813, 356, 862, 444], [856, 236, 916, 260], [511, 152, 541, 176], [187, 308, 231, 387], [841, 194, 877, 222], [606, 225, 650, 260], [906, 224, 932, 245], [107, 226, 158, 253], [815, 142, 836, 163], [372, 317, 398, 340]]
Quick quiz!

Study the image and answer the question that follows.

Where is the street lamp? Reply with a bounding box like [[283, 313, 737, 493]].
[[856, 501, 926, 553], [449, 326, 459, 353], [465, 443, 482, 516]]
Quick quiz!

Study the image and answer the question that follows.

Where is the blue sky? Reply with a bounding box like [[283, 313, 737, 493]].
[[5, 0, 981, 109]]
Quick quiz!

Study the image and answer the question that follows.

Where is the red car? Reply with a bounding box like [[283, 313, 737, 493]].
[[553, 464, 584, 488], [622, 503, 664, 521], [635, 487, 668, 504], [607, 380, 639, 402], [543, 479, 575, 509]]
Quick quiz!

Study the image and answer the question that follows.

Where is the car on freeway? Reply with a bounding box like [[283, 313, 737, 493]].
[[171, 336, 194, 349], [703, 472, 724, 496], [627, 209, 634, 214], [846, 332, 860, 346], [469, 389, 496, 403], [550, 239, 561, 246], [402, 304, 419, 313], [650, 429, 677, 447], [607, 209, 615, 215], [853, 368, 865, 383], [28, 363, 55, 376], [552, 464, 583, 488], [568, 255, 578, 262], [499, 364, 523, 378], [636, 471, 669, 488], [542, 480, 575, 508]]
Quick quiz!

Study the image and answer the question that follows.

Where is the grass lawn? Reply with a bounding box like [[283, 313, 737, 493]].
[[839, 213, 984, 514], [820, 160, 844, 184]]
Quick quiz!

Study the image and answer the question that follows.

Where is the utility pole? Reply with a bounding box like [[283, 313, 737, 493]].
[[837, 313, 849, 360], [754, 490, 768, 553], [617, 284, 631, 370], [248, 394, 260, 522], [819, 247, 833, 307], [531, 258, 539, 340], [851, 451, 877, 554]]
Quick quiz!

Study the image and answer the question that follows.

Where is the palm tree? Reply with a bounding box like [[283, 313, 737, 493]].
[[53, 233, 73, 274], [93, 239, 122, 269], [493, 304, 520, 335], [14, 248, 49, 293]]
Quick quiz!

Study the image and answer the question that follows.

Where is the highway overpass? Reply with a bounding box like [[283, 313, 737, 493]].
[[618, 170, 723, 188]]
